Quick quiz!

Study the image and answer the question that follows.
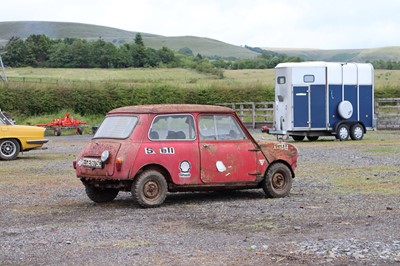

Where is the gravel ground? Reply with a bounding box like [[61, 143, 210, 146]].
[[0, 130, 399, 265]]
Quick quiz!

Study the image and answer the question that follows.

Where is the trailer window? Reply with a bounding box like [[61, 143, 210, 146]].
[[303, 75, 315, 83], [277, 76, 286, 84]]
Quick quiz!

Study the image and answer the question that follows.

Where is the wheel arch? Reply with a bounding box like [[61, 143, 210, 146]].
[[264, 160, 295, 180], [134, 164, 172, 184]]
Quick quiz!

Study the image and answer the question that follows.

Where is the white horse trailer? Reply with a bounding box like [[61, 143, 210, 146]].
[[271, 62, 375, 141]]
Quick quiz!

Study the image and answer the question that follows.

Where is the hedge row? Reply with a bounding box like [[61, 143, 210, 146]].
[[0, 82, 274, 116]]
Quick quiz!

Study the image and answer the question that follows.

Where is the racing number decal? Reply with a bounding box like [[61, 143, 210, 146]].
[[145, 147, 175, 155]]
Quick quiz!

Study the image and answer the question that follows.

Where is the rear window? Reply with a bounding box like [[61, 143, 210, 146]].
[[94, 115, 138, 139]]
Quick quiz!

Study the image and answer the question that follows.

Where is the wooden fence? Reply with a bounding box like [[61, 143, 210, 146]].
[[222, 99, 400, 130], [219, 102, 274, 128], [375, 98, 400, 130]]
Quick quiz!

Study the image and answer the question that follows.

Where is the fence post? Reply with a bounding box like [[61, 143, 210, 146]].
[[252, 102, 256, 128]]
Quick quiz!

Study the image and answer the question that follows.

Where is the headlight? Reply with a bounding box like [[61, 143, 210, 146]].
[[101, 150, 110, 163]]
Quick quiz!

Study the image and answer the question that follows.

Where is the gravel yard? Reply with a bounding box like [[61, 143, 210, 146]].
[[0, 130, 399, 265]]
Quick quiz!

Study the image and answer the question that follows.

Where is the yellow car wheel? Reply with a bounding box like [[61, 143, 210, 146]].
[[0, 139, 20, 160]]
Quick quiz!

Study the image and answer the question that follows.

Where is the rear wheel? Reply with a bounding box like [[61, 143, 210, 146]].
[[0, 139, 20, 160], [262, 163, 293, 198], [292, 135, 305, 141], [85, 185, 119, 203], [336, 124, 349, 141], [350, 123, 364, 140], [307, 136, 319, 141], [132, 170, 167, 208]]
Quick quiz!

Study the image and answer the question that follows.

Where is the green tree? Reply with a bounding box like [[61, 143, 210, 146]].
[[89, 39, 117, 68], [25, 34, 52, 67], [3, 38, 28, 67], [158, 46, 176, 65], [48, 42, 72, 67], [134, 33, 144, 46]]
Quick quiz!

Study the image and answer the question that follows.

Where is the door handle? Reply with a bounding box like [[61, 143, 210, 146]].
[[203, 144, 210, 148]]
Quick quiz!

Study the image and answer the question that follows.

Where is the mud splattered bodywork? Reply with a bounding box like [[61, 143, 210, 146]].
[[74, 104, 299, 207]]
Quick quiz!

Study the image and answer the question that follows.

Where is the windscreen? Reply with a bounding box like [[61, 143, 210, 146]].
[[94, 115, 138, 139]]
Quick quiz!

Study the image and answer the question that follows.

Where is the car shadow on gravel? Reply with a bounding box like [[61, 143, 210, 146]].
[[78, 189, 268, 209]]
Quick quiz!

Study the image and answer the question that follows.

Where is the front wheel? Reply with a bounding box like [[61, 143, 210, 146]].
[[336, 124, 350, 141], [85, 185, 119, 203], [0, 139, 20, 160], [262, 163, 293, 198], [132, 170, 167, 208]]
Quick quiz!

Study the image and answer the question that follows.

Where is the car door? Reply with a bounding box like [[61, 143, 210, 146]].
[[198, 114, 258, 184]]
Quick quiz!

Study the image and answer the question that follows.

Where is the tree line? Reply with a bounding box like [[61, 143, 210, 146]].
[[1, 33, 305, 73]]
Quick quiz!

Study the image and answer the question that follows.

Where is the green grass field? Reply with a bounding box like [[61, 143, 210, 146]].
[[6, 67, 400, 88], [3, 67, 400, 131]]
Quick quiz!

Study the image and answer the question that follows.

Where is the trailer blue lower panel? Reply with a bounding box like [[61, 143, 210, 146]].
[[293, 86, 309, 127], [328, 85, 342, 127], [359, 85, 373, 127], [310, 85, 326, 128], [344, 85, 358, 121]]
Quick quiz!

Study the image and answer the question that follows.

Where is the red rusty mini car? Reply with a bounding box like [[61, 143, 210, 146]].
[[73, 104, 298, 208]]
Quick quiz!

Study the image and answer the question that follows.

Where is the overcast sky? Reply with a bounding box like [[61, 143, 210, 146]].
[[2, 0, 400, 49]]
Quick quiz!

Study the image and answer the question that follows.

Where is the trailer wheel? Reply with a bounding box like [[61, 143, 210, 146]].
[[350, 123, 364, 140], [292, 135, 305, 141], [307, 136, 319, 141], [132, 170, 167, 208], [337, 124, 350, 141], [262, 162, 292, 198]]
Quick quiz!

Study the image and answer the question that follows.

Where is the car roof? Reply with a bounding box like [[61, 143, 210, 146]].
[[108, 104, 233, 114]]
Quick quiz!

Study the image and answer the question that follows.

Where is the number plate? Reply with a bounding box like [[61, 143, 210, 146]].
[[81, 158, 103, 168]]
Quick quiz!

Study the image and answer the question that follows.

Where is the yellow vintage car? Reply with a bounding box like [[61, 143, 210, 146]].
[[0, 111, 48, 160]]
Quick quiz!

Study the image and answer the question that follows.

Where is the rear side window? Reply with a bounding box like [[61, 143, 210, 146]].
[[199, 115, 246, 140], [94, 116, 138, 139], [149, 114, 196, 140]]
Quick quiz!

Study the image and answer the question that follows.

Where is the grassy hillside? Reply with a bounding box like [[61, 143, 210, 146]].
[[265, 47, 400, 62], [0, 21, 157, 41], [144, 36, 258, 59], [1, 21, 399, 61], [0, 21, 258, 59]]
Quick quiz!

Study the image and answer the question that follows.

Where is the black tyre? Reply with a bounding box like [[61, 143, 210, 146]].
[[307, 136, 319, 141], [132, 170, 167, 208], [350, 123, 364, 140], [262, 162, 293, 198], [292, 135, 305, 141], [85, 185, 119, 203], [336, 124, 349, 141], [54, 128, 61, 136], [0, 139, 20, 160], [77, 127, 83, 135]]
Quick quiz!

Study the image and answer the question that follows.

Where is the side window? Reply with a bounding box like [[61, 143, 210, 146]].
[[149, 114, 196, 140], [303, 75, 315, 83], [277, 76, 286, 84], [199, 115, 246, 141]]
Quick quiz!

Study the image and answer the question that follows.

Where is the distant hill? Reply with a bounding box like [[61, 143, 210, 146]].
[[264, 47, 400, 62], [1, 21, 399, 61], [0, 21, 258, 59]]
